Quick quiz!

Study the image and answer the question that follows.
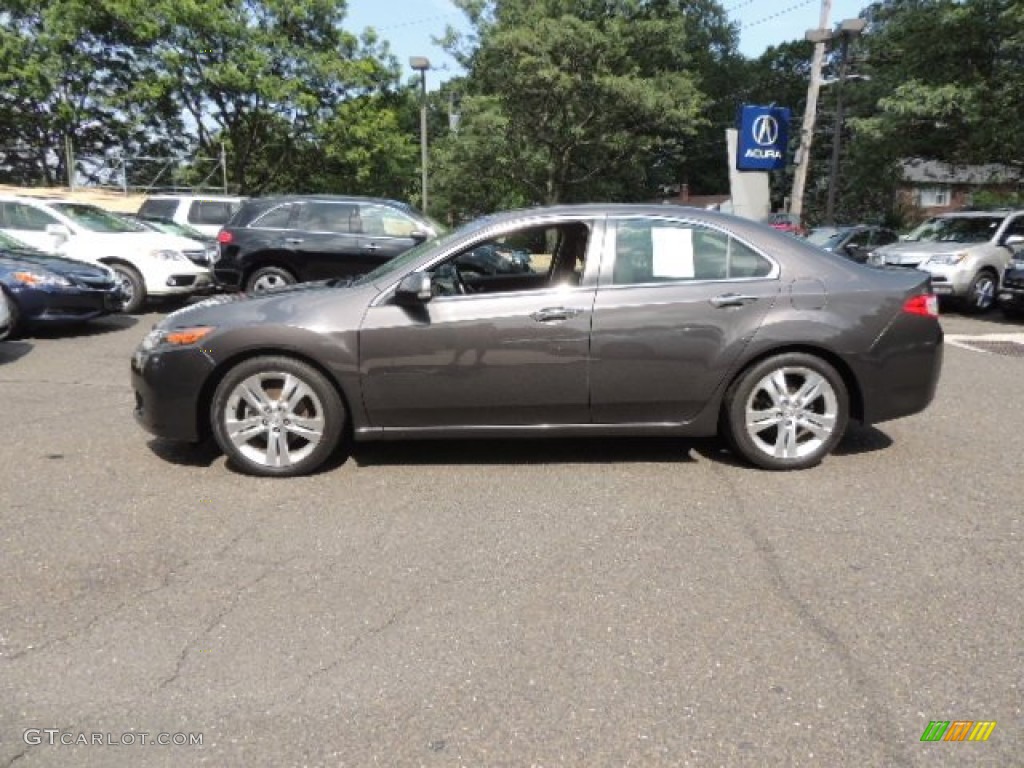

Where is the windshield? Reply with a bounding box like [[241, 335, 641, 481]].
[[51, 203, 149, 233], [0, 230, 43, 252], [905, 216, 1003, 244], [806, 228, 846, 247]]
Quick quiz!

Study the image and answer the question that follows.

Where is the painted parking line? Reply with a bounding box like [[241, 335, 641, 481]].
[[945, 333, 1024, 356]]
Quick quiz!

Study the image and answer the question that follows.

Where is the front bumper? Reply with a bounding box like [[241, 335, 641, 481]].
[[999, 270, 1024, 308], [8, 283, 125, 324], [131, 343, 216, 442]]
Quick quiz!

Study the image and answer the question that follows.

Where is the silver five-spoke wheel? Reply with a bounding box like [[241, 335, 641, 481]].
[[744, 367, 838, 461], [211, 356, 345, 477], [723, 353, 849, 470]]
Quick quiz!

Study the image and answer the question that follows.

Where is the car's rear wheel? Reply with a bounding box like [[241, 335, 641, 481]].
[[246, 266, 296, 294], [963, 270, 998, 314], [210, 356, 345, 477], [111, 263, 147, 314], [723, 353, 849, 470]]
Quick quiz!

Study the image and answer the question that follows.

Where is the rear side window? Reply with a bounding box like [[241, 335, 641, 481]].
[[611, 219, 773, 284], [295, 202, 359, 234], [187, 201, 239, 226], [138, 199, 178, 219]]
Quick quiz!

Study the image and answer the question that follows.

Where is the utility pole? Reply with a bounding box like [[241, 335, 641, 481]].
[[825, 19, 867, 224], [789, 0, 832, 221]]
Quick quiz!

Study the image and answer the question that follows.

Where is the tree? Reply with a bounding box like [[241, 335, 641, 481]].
[[434, 0, 708, 210]]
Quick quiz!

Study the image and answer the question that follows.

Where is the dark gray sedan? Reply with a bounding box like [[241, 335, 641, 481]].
[[131, 204, 943, 477]]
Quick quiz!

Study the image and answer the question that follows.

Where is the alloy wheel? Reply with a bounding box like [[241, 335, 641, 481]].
[[744, 366, 839, 461]]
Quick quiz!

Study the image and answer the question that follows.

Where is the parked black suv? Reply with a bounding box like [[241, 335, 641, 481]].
[[214, 195, 442, 293]]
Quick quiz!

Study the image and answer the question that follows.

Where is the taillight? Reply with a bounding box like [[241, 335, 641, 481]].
[[217, 230, 233, 244], [903, 294, 939, 318]]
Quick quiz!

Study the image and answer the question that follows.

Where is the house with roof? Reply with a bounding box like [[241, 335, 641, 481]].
[[898, 158, 1021, 216]]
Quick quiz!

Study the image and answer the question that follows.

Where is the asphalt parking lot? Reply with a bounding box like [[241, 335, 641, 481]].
[[1, 303, 1021, 767]]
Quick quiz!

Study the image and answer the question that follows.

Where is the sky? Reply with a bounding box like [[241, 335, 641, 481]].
[[345, 0, 871, 88]]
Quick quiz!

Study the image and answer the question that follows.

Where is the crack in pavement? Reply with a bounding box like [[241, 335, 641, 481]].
[[1, 527, 257, 664], [158, 555, 300, 690], [710, 463, 914, 768]]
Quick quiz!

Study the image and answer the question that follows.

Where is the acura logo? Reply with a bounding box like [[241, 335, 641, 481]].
[[752, 115, 779, 147]]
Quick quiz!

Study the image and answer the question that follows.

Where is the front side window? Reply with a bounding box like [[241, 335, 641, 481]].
[[611, 219, 772, 285], [427, 222, 591, 297], [359, 204, 421, 238]]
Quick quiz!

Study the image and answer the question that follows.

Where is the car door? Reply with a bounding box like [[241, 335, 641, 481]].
[[0, 201, 65, 252], [589, 215, 781, 424], [358, 218, 600, 428], [287, 201, 363, 280], [356, 203, 423, 265]]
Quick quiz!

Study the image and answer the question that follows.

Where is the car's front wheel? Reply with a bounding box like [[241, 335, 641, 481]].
[[722, 353, 849, 470], [963, 270, 998, 314], [111, 263, 147, 314], [210, 356, 346, 477]]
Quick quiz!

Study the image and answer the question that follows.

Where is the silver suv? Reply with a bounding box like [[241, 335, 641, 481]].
[[869, 209, 1024, 313]]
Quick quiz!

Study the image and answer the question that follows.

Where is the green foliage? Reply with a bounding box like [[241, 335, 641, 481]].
[[434, 0, 711, 207]]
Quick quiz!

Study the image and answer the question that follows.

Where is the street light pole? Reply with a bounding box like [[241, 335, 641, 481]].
[[409, 56, 431, 214]]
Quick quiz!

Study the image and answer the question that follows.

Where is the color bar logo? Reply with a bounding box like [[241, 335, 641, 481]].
[[920, 720, 996, 742]]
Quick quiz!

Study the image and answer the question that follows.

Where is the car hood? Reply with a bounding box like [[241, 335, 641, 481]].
[[157, 278, 361, 329], [0, 249, 112, 277]]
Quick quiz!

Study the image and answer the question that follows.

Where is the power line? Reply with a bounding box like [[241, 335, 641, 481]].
[[741, 0, 817, 29], [373, 13, 462, 32], [725, 0, 758, 13]]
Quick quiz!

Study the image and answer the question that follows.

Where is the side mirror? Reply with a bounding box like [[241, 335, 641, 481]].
[[410, 229, 430, 243], [46, 223, 71, 241], [1005, 234, 1024, 247], [394, 272, 432, 305]]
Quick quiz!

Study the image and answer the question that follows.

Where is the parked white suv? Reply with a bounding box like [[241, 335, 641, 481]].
[[0, 196, 214, 313], [869, 209, 1024, 313], [137, 195, 246, 238]]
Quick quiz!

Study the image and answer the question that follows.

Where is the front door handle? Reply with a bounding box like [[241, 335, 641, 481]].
[[531, 307, 581, 323], [710, 293, 759, 308], [284, 237, 304, 244], [364, 243, 381, 251]]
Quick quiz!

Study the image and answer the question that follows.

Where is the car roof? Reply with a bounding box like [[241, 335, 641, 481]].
[[144, 194, 245, 201]]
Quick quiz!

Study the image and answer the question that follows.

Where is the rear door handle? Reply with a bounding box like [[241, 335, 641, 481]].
[[284, 237, 304, 244], [710, 293, 759, 308], [364, 243, 381, 251], [531, 307, 581, 323]]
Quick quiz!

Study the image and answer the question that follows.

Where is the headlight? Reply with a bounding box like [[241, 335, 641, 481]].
[[151, 249, 187, 262], [140, 325, 215, 352], [11, 270, 71, 287], [926, 252, 968, 266]]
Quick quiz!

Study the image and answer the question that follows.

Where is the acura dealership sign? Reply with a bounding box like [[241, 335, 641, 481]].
[[737, 105, 791, 171]]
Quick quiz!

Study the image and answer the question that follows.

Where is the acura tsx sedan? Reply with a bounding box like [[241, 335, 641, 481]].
[[131, 204, 943, 477]]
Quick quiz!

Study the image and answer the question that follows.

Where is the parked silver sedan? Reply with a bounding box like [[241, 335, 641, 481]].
[[131, 204, 944, 477]]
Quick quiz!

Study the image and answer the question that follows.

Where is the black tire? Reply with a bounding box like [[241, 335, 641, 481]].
[[1, 289, 22, 339], [961, 270, 998, 314], [245, 265, 296, 294], [722, 353, 849, 471], [210, 355, 346, 477], [110, 263, 147, 314], [1001, 305, 1024, 322]]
